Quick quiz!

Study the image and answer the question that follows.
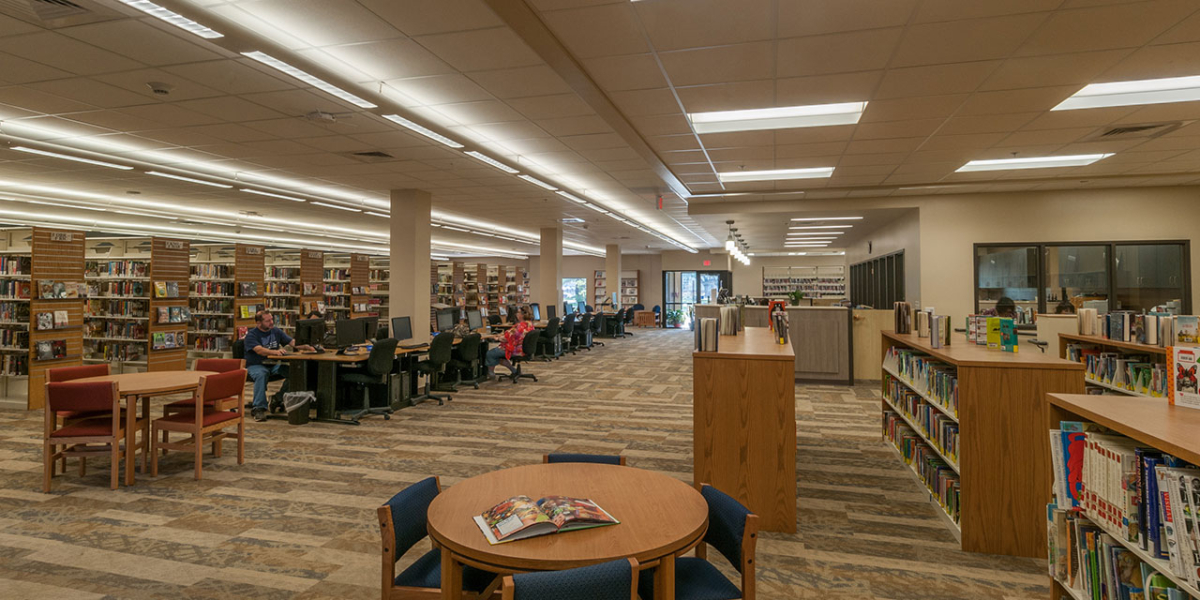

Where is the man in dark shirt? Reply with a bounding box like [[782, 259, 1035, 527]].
[[245, 310, 314, 421]]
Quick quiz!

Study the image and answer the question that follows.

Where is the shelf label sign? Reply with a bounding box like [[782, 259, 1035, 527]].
[[307, 252, 321, 259], [49, 232, 73, 242], [244, 247, 262, 255], [164, 241, 185, 250]]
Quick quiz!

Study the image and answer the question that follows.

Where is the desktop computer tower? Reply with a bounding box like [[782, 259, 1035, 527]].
[[388, 372, 411, 408]]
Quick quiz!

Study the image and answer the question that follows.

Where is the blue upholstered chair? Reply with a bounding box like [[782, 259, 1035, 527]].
[[501, 558, 638, 600], [638, 484, 758, 600], [543, 453, 627, 466], [376, 477, 498, 599]]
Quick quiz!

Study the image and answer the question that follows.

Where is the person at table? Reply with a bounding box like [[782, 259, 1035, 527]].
[[245, 310, 315, 421], [485, 306, 533, 381], [451, 317, 473, 338]]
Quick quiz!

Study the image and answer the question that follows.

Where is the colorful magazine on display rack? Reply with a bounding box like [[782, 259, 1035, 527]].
[[473, 496, 619, 544]]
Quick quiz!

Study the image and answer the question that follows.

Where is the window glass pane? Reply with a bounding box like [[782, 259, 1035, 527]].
[[1114, 244, 1187, 313], [561, 278, 587, 310], [1044, 245, 1108, 314], [976, 245, 1039, 320]]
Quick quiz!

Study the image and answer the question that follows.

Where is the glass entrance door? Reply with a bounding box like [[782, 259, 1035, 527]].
[[663, 270, 731, 328]]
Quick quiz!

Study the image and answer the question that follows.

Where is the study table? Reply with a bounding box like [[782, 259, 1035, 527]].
[[73, 370, 215, 485], [427, 462, 708, 600]]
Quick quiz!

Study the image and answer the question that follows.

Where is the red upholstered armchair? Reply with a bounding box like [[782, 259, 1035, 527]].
[[45, 364, 114, 477], [152, 369, 247, 480], [42, 380, 124, 492]]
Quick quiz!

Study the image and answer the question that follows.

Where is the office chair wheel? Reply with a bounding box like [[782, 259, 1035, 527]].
[[384, 414, 390, 420], [532, 375, 538, 382]]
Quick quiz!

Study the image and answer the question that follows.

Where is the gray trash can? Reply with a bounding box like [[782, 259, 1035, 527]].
[[283, 391, 313, 425]]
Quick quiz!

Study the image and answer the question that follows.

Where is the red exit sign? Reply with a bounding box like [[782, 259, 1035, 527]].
[[703, 260, 711, 266]]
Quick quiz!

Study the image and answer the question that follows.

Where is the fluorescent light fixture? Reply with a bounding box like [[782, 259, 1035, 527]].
[[689, 101, 867, 134], [582, 203, 609, 215], [11, 146, 133, 170], [956, 154, 1113, 172], [146, 171, 231, 188], [556, 191, 587, 204], [790, 216, 862, 221], [240, 188, 305, 202], [364, 211, 389, 218], [517, 175, 557, 191], [718, 167, 834, 183], [464, 151, 518, 174], [381, 114, 463, 149], [312, 201, 361, 212], [242, 51, 377, 109], [789, 225, 853, 230], [1053, 75, 1200, 111], [786, 231, 843, 236], [118, 0, 222, 38]]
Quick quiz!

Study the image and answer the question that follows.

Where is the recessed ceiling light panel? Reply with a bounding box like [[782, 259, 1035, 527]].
[[242, 51, 377, 109], [956, 154, 1113, 172], [118, 0, 223, 38], [718, 167, 834, 183], [1053, 75, 1200, 111], [689, 102, 867, 134]]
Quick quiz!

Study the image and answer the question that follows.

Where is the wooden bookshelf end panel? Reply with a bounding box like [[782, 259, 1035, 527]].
[[693, 350, 796, 533]]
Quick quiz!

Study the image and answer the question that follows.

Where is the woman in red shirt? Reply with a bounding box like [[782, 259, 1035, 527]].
[[486, 306, 534, 380]]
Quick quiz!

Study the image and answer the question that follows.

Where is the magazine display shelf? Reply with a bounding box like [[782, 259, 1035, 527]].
[[189, 245, 237, 359], [1058, 333, 1169, 398], [881, 331, 1084, 558]]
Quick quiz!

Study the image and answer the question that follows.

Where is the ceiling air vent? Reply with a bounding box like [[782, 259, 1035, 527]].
[[1081, 121, 1186, 142], [344, 150, 397, 163], [0, 0, 117, 27]]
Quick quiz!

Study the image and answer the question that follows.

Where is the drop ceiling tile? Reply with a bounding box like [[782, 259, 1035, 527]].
[[580, 54, 669, 92], [60, 110, 163, 133], [179, 96, 290, 123], [116, 104, 227, 128], [673, 80, 777, 114], [536, 115, 613, 137], [507, 94, 596, 121], [852, 118, 946, 140], [358, 0, 503, 36], [132, 128, 225, 148], [0, 86, 95, 113], [837, 152, 911, 166], [918, 133, 1007, 150], [1020, 106, 1137, 130], [633, 0, 774, 51], [0, 13, 39, 37], [775, 71, 884, 105], [627, 113, 692, 137], [705, 146, 778, 162], [609, 88, 679, 117], [240, 89, 366, 119], [938, 113, 1041, 135], [697, 131, 775, 148], [559, 132, 626, 152], [466, 120, 552, 142], [465, 67, 572, 104], [59, 20, 224, 66], [658, 42, 774, 87], [875, 61, 1003, 99], [860, 95, 968, 123], [648, 135, 701, 153], [0, 53, 73, 84], [774, 125, 857, 144], [25, 79, 150, 109], [1057, 139, 1155, 154], [957, 87, 1081, 116], [979, 49, 1131, 91], [161, 59, 294, 96], [845, 137, 926, 154], [1016, 0, 1197, 55], [902, 149, 977, 164], [243, 117, 352, 140], [233, 0, 403, 47], [0, 32, 143, 75], [777, 28, 904, 78], [291, 135, 366, 154], [94, 69, 226, 103], [1104, 149, 1190, 163], [321, 39, 456, 82], [430, 99, 525, 125], [415, 27, 542, 73], [1098, 41, 1200, 82], [994, 127, 1095, 147], [779, 0, 917, 37], [891, 14, 1049, 68], [830, 164, 898, 177], [541, 3, 648, 59], [912, 0, 1066, 23], [1152, 8, 1200, 44]]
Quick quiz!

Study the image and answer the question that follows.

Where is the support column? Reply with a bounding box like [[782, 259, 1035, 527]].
[[390, 189, 432, 342], [605, 244, 622, 308], [536, 227, 562, 313]]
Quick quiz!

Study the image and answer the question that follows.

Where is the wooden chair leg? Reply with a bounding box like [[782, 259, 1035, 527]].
[[236, 422, 244, 465], [194, 435, 203, 480], [151, 428, 159, 477], [110, 441, 120, 490], [43, 441, 53, 493], [213, 437, 221, 458], [162, 430, 169, 455]]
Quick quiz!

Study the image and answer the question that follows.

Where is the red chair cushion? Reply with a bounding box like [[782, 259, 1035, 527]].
[[156, 410, 241, 427], [50, 418, 120, 438], [194, 358, 244, 373], [57, 408, 124, 419], [201, 370, 246, 403]]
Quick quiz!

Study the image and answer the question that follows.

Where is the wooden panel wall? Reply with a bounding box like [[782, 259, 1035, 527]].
[[148, 238, 189, 372], [299, 249, 323, 318], [234, 244, 264, 338], [349, 253, 369, 319], [28, 227, 85, 410]]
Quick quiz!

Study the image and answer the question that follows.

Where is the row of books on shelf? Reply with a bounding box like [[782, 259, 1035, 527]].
[[85, 259, 144, 278], [191, 281, 229, 296], [265, 267, 299, 279], [1049, 421, 1200, 596], [0, 354, 27, 375], [1067, 344, 1168, 398], [87, 300, 146, 319], [323, 268, 349, 280], [193, 335, 231, 352], [266, 282, 299, 295], [191, 264, 232, 279], [84, 340, 142, 362], [884, 412, 960, 524], [192, 298, 232, 314], [0, 256, 30, 276], [882, 346, 959, 416], [0, 328, 26, 347], [1081, 309, 1199, 348], [0, 302, 28, 322], [0, 280, 31, 299], [91, 281, 146, 298], [885, 376, 959, 463], [85, 321, 146, 339], [192, 316, 231, 332]]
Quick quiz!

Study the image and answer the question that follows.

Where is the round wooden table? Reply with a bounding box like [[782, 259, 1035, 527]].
[[427, 463, 708, 600], [74, 370, 215, 486]]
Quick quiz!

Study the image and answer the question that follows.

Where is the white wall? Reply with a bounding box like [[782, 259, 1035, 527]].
[[845, 209, 921, 306]]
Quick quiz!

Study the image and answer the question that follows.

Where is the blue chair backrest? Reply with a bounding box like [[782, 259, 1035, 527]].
[[546, 453, 623, 465], [632, 303, 644, 311], [383, 477, 439, 558], [701, 484, 751, 572], [510, 558, 633, 600], [652, 305, 661, 314]]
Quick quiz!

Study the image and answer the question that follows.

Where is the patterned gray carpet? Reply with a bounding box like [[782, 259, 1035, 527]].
[[0, 328, 1047, 599]]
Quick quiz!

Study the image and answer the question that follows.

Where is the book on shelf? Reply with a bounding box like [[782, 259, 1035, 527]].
[[1169, 347, 1200, 410], [695, 317, 718, 352], [35, 312, 52, 330], [894, 302, 912, 334], [1066, 343, 1167, 397], [473, 495, 618, 545]]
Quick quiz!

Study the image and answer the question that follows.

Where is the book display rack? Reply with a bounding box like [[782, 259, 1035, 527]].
[[148, 238, 189, 371], [84, 238, 151, 373], [1059, 332, 1169, 398], [28, 227, 85, 410], [189, 245, 236, 358], [264, 249, 301, 333]]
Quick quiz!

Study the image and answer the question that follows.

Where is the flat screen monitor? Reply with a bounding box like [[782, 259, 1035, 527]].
[[436, 308, 455, 332], [356, 315, 379, 340], [391, 316, 413, 341], [294, 318, 326, 347], [546, 304, 557, 320], [335, 318, 366, 347], [466, 309, 483, 331], [530, 303, 541, 321]]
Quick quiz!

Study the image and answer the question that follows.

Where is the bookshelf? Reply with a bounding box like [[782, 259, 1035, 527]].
[[488, 265, 502, 309], [0, 230, 32, 405], [83, 238, 150, 374], [299, 249, 323, 322], [593, 269, 607, 306], [620, 270, 639, 306], [435, 262, 454, 306], [349, 253, 370, 319], [323, 254, 351, 324], [453, 261, 465, 308], [881, 330, 1085, 558], [463, 264, 480, 310], [369, 256, 388, 322], [234, 244, 265, 341], [1058, 332, 1168, 398], [189, 245, 236, 358], [1046, 394, 1200, 600], [265, 249, 301, 333], [148, 238, 189, 371], [762, 265, 846, 299], [29, 228, 86, 410]]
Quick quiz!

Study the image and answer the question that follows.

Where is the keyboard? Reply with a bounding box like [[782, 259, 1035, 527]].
[[400, 343, 429, 350]]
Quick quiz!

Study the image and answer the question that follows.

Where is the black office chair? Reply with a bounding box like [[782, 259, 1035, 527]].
[[560, 314, 578, 355], [572, 313, 593, 351], [376, 324, 389, 341], [585, 305, 593, 313], [508, 330, 540, 384], [413, 333, 454, 406], [622, 306, 636, 337], [536, 317, 560, 361], [447, 333, 483, 389], [609, 308, 627, 338], [487, 315, 501, 326], [506, 310, 517, 325], [340, 338, 398, 423], [590, 312, 605, 347]]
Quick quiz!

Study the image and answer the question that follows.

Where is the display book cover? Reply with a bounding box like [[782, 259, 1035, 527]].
[[473, 495, 619, 545], [1169, 345, 1200, 410]]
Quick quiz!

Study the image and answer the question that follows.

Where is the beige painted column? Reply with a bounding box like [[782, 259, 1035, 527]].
[[605, 244, 622, 308], [390, 189, 432, 342], [536, 226, 562, 313]]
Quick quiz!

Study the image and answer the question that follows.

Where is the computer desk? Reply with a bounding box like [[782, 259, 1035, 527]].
[[273, 329, 493, 425]]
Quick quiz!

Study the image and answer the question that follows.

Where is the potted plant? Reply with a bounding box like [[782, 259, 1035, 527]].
[[787, 290, 805, 306], [665, 308, 684, 328]]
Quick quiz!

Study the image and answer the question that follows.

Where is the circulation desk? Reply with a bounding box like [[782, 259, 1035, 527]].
[[693, 326, 796, 532]]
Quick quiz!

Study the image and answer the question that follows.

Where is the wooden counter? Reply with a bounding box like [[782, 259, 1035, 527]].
[[693, 326, 796, 532], [694, 304, 852, 383]]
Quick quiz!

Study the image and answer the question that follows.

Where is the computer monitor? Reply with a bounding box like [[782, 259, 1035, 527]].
[[436, 308, 455, 332], [356, 315, 379, 340], [546, 304, 557, 320], [466, 308, 482, 331], [294, 318, 326, 347], [530, 303, 541, 321], [391, 316, 413, 341], [335, 318, 366, 347]]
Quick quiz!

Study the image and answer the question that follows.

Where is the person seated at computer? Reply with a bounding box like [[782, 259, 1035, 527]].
[[451, 318, 472, 338], [485, 306, 533, 381], [245, 310, 315, 422]]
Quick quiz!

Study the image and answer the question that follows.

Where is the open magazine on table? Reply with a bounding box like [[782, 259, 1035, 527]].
[[473, 495, 619, 544]]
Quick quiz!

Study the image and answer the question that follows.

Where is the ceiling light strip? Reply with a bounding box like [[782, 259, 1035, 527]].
[[689, 101, 867, 134], [118, 0, 223, 38], [311, 201, 361, 212], [1053, 75, 1200, 111], [464, 151, 518, 174], [240, 188, 305, 203], [956, 154, 1113, 172], [11, 146, 133, 170], [242, 51, 377, 109], [517, 175, 556, 191], [381, 114, 463, 149], [718, 167, 835, 183], [147, 171, 231, 188]]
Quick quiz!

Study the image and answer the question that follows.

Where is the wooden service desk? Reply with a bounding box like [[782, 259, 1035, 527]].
[[693, 326, 796, 532]]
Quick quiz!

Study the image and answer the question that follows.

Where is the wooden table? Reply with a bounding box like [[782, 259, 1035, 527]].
[[74, 370, 215, 486], [427, 463, 708, 600], [634, 310, 656, 327]]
